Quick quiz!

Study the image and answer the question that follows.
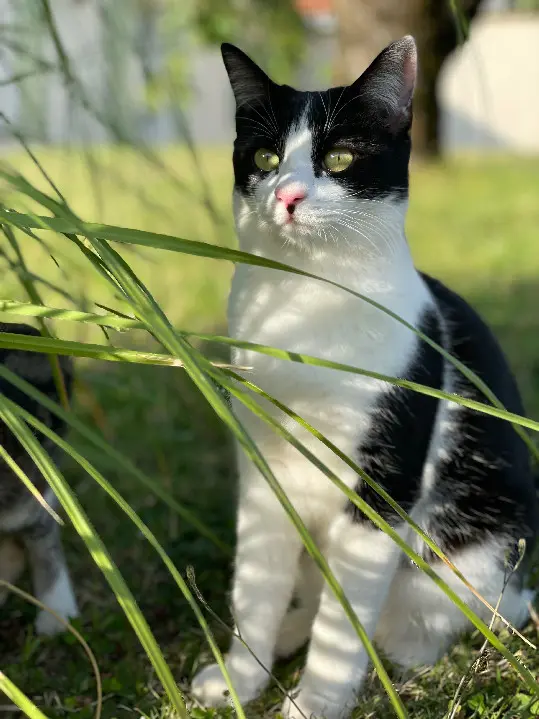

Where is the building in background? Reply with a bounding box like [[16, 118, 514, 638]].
[[0, 0, 537, 153]]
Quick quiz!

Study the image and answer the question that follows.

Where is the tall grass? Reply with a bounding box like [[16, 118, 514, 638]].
[[1, 3, 538, 719]]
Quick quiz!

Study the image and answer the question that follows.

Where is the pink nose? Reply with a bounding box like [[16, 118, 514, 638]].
[[275, 185, 307, 213]]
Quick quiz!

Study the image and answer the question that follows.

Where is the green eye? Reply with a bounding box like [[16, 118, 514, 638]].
[[323, 148, 354, 173], [254, 148, 280, 172]]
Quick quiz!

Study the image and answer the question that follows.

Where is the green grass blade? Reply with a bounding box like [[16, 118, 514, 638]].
[[206, 364, 539, 696], [0, 329, 236, 370], [0, 205, 535, 462], [0, 364, 230, 556], [0, 396, 189, 718], [0, 444, 63, 524], [1, 304, 530, 635], [1, 321, 521, 637], [76, 236, 408, 717], [1, 318, 539, 434], [0, 299, 142, 330], [1, 223, 70, 410], [0, 673, 50, 719], [1, 393, 245, 719]]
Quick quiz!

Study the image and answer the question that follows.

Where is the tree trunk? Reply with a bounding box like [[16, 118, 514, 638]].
[[332, 0, 482, 156]]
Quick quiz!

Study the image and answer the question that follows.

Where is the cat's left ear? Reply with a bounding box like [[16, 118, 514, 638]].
[[351, 35, 417, 133], [221, 43, 274, 108]]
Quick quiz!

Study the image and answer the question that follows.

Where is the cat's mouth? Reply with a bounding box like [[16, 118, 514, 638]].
[[274, 208, 319, 236], [276, 214, 307, 233]]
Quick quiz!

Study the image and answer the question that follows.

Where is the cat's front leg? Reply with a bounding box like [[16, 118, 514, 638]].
[[23, 519, 78, 636], [192, 480, 303, 708], [281, 516, 403, 719]]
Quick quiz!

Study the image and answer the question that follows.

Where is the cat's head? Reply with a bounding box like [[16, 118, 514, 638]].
[[222, 37, 416, 258]]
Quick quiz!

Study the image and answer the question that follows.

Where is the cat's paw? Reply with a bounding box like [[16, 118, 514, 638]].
[[35, 601, 79, 636], [281, 689, 351, 719], [35, 569, 79, 636], [191, 664, 232, 707], [191, 661, 268, 708], [35, 607, 77, 636]]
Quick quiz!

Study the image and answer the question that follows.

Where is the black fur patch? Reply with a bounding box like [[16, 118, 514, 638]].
[[347, 309, 443, 525], [421, 276, 538, 559], [348, 277, 538, 565]]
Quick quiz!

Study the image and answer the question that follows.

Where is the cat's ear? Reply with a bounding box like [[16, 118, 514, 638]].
[[221, 43, 274, 108], [351, 35, 417, 133]]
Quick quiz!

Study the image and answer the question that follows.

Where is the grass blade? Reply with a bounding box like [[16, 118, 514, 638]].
[[74, 234, 408, 717], [0, 580, 102, 719], [0, 204, 536, 462], [1, 392, 246, 719], [0, 444, 63, 524], [0, 673, 50, 719], [0, 329, 238, 370], [0, 364, 230, 556], [208, 364, 539, 690], [1, 223, 70, 410], [1, 315, 539, 434], [0, 396, 189, 718]]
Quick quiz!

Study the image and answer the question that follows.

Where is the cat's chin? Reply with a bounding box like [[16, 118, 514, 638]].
[[275, 222, 325, 252]]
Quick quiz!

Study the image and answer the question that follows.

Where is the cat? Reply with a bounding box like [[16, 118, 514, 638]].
[[191, 37, 538, 719], [0, 323, 78, 635]]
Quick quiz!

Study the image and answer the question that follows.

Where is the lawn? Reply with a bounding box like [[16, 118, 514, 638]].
[[1, 147, 539, 719]]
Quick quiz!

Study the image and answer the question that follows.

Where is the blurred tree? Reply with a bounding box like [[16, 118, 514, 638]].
[[132, 0, 305, 135], [13, 0, 47, 141], [134, 0, 305, 82], [333, 0, 483, 156], [192, 0, 305, 83], [101, 0, 138, 139]]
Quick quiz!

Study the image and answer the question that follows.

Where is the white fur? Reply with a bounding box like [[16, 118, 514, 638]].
[[375, 539, 532, 670], [191, 115, 531, 717], [35, 565, 79, 636]]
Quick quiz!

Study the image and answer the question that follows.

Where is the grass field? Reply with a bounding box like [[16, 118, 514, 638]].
[[1, 147, 539, 719]]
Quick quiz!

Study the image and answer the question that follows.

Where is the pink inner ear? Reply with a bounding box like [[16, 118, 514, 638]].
[[400, 44, 417, 106]]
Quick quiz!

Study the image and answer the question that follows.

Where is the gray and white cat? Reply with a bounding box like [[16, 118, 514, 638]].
[[0, 323, 78, 634], [192, 37, 538, 718]]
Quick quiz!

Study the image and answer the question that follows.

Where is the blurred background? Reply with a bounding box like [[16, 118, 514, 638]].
[[1, 2, 539, 716], [1, 0, 539, 151]]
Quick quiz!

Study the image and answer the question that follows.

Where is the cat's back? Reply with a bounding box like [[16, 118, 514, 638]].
[[423, 275, 526, 417], [421, 275, 538, 555]]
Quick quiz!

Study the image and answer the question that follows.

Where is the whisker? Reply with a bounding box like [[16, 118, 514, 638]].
[[325, 85, 347, 136]]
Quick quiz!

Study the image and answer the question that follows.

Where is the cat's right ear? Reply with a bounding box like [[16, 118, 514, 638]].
[[221, 43, 273, 108]]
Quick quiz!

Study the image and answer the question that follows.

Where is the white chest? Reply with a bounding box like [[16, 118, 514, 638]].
[[229, 265, 427, 432], [226, 257, 433, 522]]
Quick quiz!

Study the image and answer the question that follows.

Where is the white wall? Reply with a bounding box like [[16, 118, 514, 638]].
[[439, 13, 539, 152]]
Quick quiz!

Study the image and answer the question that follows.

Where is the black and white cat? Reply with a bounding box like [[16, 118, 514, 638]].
[[192, 37, 538, 719]]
